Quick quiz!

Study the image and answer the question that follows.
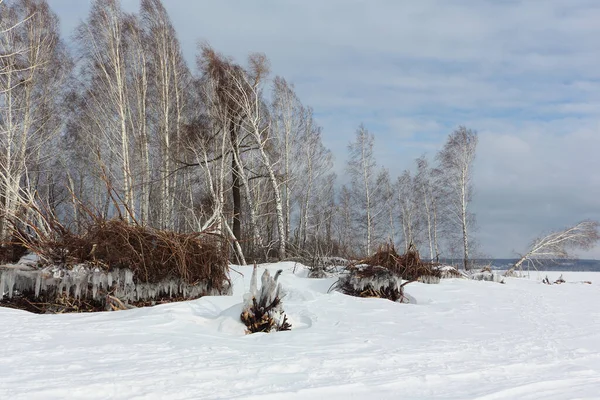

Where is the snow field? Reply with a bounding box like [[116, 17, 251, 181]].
[[1, 262, 600, 399]]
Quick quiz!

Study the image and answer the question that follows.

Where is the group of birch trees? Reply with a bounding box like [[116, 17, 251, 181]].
[[1, 0, 337, 263], [1, 0, 479, 267], [341, 125, 478, 269]]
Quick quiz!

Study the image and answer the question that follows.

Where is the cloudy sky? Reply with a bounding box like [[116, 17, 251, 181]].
[[47, 0, 600, 258]]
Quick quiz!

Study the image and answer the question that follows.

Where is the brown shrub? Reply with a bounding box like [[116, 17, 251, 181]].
[[355, 243, 441, 281], [21, 219, 229, 288], [332, 244, 440, 302]]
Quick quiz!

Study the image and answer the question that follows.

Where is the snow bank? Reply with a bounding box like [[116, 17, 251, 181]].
[[1, 263, 600, 399]]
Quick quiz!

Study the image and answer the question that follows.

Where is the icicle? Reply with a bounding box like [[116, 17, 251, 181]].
[[107, 272, 113, 288], [124, 270, 134, 286], [5, 270, 16, 299], [0, 271, 6, 297], [114, 268, 121, 286]]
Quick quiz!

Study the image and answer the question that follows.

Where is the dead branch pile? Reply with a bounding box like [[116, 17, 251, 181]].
[[241, 265, 291, 333], [356, 243, 441, 282], [0, 290, 106, 314], [1, 219, 231, 312], [331, 244, 438, 303], [20, 219, 229, 286]]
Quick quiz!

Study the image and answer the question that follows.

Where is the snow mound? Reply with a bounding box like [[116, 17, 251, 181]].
[[1, 263, 600, 399]]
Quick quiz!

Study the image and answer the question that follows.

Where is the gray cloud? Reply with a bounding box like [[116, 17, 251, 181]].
[[47, 0, 600, 257]]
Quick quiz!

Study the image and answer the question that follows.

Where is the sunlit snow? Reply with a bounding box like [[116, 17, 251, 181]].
[[1, 263, 599, 399]]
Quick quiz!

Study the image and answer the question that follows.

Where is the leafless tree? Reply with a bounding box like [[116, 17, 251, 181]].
[[296, 109, 333, 249], [141, 0, 191, 230], [414, 156, 440, 261], [347, 124, 387, 256], [197, 46, 282, 259], [437, 126, 478, 270], [271, 77, 303, 245], [507, 220, 600, 273], [0, 0, 70, 238], [397, 170, 417, 252], [73, 0, 139, 222], [225, 53, 289, 259], [335, 184, 355, 257]]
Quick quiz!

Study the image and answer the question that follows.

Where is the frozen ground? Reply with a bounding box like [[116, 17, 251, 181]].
[[1, 263, 600, 400]]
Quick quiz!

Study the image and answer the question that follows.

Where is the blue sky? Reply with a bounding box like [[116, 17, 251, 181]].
[[47, 0, 600, 258]]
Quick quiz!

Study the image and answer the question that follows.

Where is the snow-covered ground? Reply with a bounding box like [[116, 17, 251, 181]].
[[1, 263, 600, 400]]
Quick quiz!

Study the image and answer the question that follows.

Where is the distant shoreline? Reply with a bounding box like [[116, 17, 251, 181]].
[[441, 259, 600, 271]]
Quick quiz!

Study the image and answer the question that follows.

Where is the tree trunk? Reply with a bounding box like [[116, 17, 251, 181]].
[[231, 130, 242, 243]]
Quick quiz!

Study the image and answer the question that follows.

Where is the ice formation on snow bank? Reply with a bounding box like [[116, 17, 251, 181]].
[[333, 265, 409, 303], [435, 265, 463, 279], [468, 271, 504, 283], [0, 260, 231, 303]]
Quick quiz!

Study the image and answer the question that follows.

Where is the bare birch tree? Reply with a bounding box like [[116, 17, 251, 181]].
[[197, 45, 269, 258], [397, 170, 417, 252], [296, 109, 333, 249], [507, 220, 600, 273], [74, 0, 137, 221], [141, 0, 191, 230], [347, 124, 377, 256], [437, 126, 478, 270], [243, 56, 286, 259], [335, 184, 354, 257], [415, 156, 440, 261], [0, 0, 70, 238], [122, 13, 151, 226], [271, 77, 303, 245]]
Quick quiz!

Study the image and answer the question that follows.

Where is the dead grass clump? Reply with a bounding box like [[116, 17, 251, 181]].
[[20, 219, 230, 290], [2, 218, 231, 313], [357, 243, 441, 282], [0, 290, 105, 314], [331, 244, 438, 302]]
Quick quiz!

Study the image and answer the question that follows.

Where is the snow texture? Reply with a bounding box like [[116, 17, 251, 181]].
[[1, 264, 600, 399]]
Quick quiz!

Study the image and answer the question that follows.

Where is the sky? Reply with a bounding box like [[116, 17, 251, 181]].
[[46, 0, 600, 259]]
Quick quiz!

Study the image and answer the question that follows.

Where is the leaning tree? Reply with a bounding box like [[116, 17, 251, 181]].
[[507, 220, 600, 274]]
